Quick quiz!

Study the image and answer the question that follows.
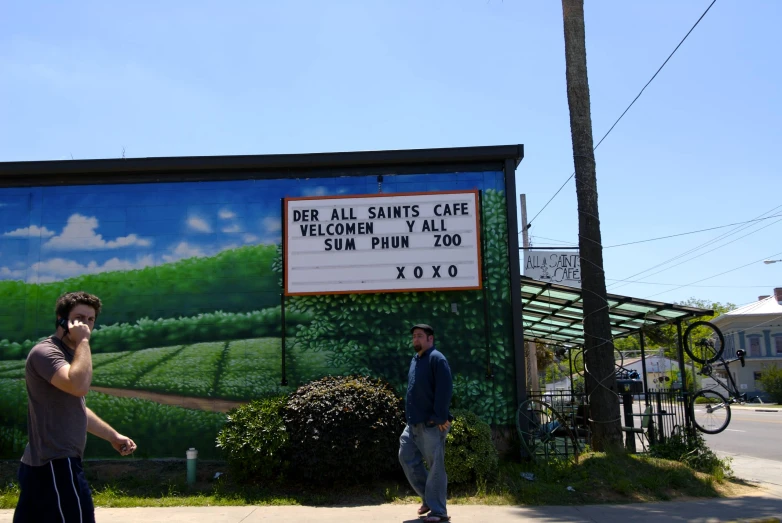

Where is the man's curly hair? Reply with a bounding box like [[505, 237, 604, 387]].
[[55, 291, 102, 320]]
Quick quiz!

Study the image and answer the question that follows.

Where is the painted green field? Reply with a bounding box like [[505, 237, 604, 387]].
[[89, 337, 346, 400], [135, 341, 226, 397], [91, 345, 186, 389], [0, 337, 345, 401], [0, 360, 25, 379], [0, 377, 227, 459], [0, 337, 349, 459]]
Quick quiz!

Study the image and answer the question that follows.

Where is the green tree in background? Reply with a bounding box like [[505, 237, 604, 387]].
[[643, 299, 735, 358], [758, 364, 782, 404]]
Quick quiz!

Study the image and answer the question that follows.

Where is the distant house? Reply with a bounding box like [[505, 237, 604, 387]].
[[621, 353, 679, 391], [711, 288, 782, 400]]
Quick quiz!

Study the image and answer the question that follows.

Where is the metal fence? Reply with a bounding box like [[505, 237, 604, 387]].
[[642, 389, 690, 445], [523, 388, 690, 458]]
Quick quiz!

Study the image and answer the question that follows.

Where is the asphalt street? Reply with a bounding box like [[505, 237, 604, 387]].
[[705, 406, 782, 462]]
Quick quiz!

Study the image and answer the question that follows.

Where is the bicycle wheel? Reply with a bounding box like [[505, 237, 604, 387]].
[[614, 347, 624, 370], [572, 348, 622, 377], [572, 349, 585, 377], [683, 321, 725, 364], [691, 389, 731, 434], [516, 399, 580, 463]]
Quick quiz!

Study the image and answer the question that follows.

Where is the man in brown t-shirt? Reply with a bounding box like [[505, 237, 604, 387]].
[[14, 291, 137, 523]]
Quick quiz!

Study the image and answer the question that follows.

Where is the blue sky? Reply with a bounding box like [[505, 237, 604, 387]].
[[1, 1, 780, 307]]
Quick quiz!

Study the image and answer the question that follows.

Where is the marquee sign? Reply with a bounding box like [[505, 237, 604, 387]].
[[284, 191, 482, 295]]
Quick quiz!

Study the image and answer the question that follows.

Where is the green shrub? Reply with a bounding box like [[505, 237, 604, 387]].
[[283, 375, 405, 483], [650, 427, 731, 477], [758, 363, 782, 404], [216, 396, 289, 482], [444, 409, 499, 484]]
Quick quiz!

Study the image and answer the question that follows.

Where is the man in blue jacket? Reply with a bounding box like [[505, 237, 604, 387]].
[[399, 323, 453, 523]]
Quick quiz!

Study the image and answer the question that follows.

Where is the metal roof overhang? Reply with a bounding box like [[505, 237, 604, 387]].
[[520, 276, 713, 346]]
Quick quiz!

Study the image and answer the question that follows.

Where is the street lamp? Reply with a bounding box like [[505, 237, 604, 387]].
[[764, 259, 782, 264]]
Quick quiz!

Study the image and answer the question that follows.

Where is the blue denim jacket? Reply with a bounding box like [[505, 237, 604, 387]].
[[405, 346, 453, 425]]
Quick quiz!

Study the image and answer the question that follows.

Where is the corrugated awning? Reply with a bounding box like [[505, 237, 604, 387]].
[[520, 276, 712, 346]]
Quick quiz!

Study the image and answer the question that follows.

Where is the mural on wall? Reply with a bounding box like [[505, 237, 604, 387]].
[[0, 171, 514, 459]]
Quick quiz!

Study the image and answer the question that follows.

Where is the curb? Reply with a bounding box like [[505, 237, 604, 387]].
[[754, 409, 780, 413]]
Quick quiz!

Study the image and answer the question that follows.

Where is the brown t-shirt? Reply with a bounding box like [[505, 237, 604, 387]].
[[21, 336, 87, 466]]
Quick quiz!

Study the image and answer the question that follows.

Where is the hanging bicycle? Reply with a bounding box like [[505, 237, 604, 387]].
[[682, 320, 747, 434]]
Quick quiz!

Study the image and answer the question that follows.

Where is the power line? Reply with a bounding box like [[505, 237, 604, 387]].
[[604, 279, 777, 289], [643, 250, 782, 299], [525, 0, 718, 229], [608, 204, 782, 291], [604, 213, 782, 249], [530, 235, 578, 246], [611, 215, 782, 291]]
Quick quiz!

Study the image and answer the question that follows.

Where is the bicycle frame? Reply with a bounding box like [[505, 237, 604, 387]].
[[697, 351, 746, 404]]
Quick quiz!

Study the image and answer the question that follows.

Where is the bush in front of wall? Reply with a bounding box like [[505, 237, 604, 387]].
[[216, 396, 289, 482], [282, 375, 405, 483], [445, 409, 499, 484]]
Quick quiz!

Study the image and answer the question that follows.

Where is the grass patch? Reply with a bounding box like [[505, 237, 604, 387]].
[[0, 450, 751, 509]]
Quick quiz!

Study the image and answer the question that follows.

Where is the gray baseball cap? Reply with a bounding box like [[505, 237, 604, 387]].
[[410, 324, 434, 335]]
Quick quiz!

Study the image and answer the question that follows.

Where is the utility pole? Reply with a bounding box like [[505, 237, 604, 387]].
[[520, 194, 539, 392], [561, 0, 622, 451]]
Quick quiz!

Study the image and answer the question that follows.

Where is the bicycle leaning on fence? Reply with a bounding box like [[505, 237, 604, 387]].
[[683, 320, 747, 434]]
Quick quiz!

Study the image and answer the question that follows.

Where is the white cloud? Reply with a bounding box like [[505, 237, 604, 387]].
[[303, 186, 328, 197], [243, 234, 259, 244], [222, 224, 241, 233], [26, 255, 155, 283], [263, 217, 281, 233], [162, 242, 206, 263], [218, 209, 236, 220], [0, 266, 26, 280], [44, 214, 151, 250], [187, 216, 212, 233], [3, 225, 56, 238]]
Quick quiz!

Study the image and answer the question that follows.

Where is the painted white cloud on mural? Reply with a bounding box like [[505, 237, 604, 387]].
[[222, 224, 241, 233], [303, 186, 328, 197], [3, 225, 56, 238], [218, 209, 236, 220], [0, 266, 26, 279], [263, 217, 281, 233], [162, 242, 206, 263], [44, 214, 151, 250], [26, 255, 155, 283], [187, 216, 212, 233], [243, 234, 259, 243]]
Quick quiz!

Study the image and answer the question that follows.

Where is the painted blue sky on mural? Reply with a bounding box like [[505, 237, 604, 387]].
[[0, 171, 503, 283]]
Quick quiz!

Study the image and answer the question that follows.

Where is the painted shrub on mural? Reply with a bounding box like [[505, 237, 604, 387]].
[[0, 171, 513, 459]]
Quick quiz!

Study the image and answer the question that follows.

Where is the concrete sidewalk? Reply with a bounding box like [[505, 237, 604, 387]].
[[718, 451, 782, 492], [2, 453, 780, 522], [3, 498, 782, 523]]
